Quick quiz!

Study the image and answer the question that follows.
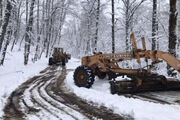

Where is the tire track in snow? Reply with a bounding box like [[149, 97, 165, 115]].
[[3, 66, 52, 120], [48, 67, 127, 120], [3, 65, 128, 120], [39, 80, 87, 120], [20, 67, 79, 120]]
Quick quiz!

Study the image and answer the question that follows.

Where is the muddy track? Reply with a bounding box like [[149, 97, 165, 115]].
[[3, 66, 56, 120], [3, 64, 180, 120], [47, 67, 130, 120], [3, 66, 130, 120]]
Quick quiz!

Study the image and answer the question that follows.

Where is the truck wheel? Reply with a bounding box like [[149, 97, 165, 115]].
[[74, 65, 95, 88], [49, 57, 53, 65]]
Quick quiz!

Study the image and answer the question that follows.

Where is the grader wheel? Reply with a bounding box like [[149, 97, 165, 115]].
[[74, 65, 95, 88]]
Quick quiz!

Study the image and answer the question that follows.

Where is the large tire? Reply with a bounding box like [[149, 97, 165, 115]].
[[49, 57, 53, 65], [74, 65, 95, 88]]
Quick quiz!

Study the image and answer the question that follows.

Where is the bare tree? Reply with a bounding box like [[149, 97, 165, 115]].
[[0, 0, 12, 52], [178, 0, 180, 46], [11, 0, 23, 51], [121, 0, 145, 51], [45, 0, 52, 58], [152, 0, 158, 50], [112, 0, 115, 53], [0, 0, 3, 27], [168, 0, 177, 57], [24, 0, 35, 65], [80, 0, 97, 55], [167, 0, 177, 76], [0, 23, 12, 65], [34, 0, 40, 61], [94, 0, 100, 53]]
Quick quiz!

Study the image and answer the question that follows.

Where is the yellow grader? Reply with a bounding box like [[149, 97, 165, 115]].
[[49, 47, 71, 66], [73, 33, 180, 94]]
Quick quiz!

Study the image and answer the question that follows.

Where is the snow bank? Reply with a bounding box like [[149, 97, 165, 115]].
[[0, 48, 48, 117], [65, 58, 180, 120]]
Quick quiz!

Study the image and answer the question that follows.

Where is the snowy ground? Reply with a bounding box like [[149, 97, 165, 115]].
[[0, 47, 48, 117], [0, 48, 180, 120], [65, 58, 180, 120]]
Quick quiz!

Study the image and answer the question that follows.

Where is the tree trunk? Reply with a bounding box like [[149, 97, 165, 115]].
[[24, 0, 35, 65], [0, 24, 11, 65], [39, 0, 45, 59], [11, 0, 22, 51], [45, 0, 52, 58], [125, 0, 129, 51], [167, 0, 177, 76], [0, 0, 12, 51], [34, 0, 40, 61], [112, 0, 115, 53], [94, 0, 100, 53], [86, 15, 91, 55], [152, 0, 158, 50], [0, 0, 3, 27], [178, 0, 180, 46]]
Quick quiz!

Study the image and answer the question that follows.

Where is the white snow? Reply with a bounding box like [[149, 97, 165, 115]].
[[0, 47, 48, 118], [65, 58, 180, 120], [0, 50, 180, 120]]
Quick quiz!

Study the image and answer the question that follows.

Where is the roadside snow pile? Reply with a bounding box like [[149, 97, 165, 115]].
[[65, 58, 180, 120], [0, 47, 48, 117]]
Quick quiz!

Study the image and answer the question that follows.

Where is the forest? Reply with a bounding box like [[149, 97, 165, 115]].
[[0, 0, 180, 74], [1, 0, 180, 120]]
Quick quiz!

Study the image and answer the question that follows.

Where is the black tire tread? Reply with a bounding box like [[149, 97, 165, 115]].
[[74, 65, 95, 88]]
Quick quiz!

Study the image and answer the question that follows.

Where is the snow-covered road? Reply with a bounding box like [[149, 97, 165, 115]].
[[3, 63, 126, 120], [2, 57, 180, 120]]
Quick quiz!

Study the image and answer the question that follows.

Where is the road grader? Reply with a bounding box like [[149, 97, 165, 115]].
[[49, 47, 71, 66], [73, 33, 180, 94]]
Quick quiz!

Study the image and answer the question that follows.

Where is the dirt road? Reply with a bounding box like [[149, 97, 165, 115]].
[[3, 66, 130, 120]]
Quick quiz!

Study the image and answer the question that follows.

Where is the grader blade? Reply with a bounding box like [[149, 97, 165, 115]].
[[110, 75, 180, 94]]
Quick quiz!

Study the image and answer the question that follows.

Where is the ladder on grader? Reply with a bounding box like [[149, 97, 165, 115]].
[[73, 33, 180, 94]]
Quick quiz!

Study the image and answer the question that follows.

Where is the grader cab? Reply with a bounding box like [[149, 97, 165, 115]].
[[73, 33, 180, 94], [49, 47, 71, 66]]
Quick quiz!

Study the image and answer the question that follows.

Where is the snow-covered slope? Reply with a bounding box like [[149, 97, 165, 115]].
[[65, 58, 180, 120], [0, 47, 48, 117]]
